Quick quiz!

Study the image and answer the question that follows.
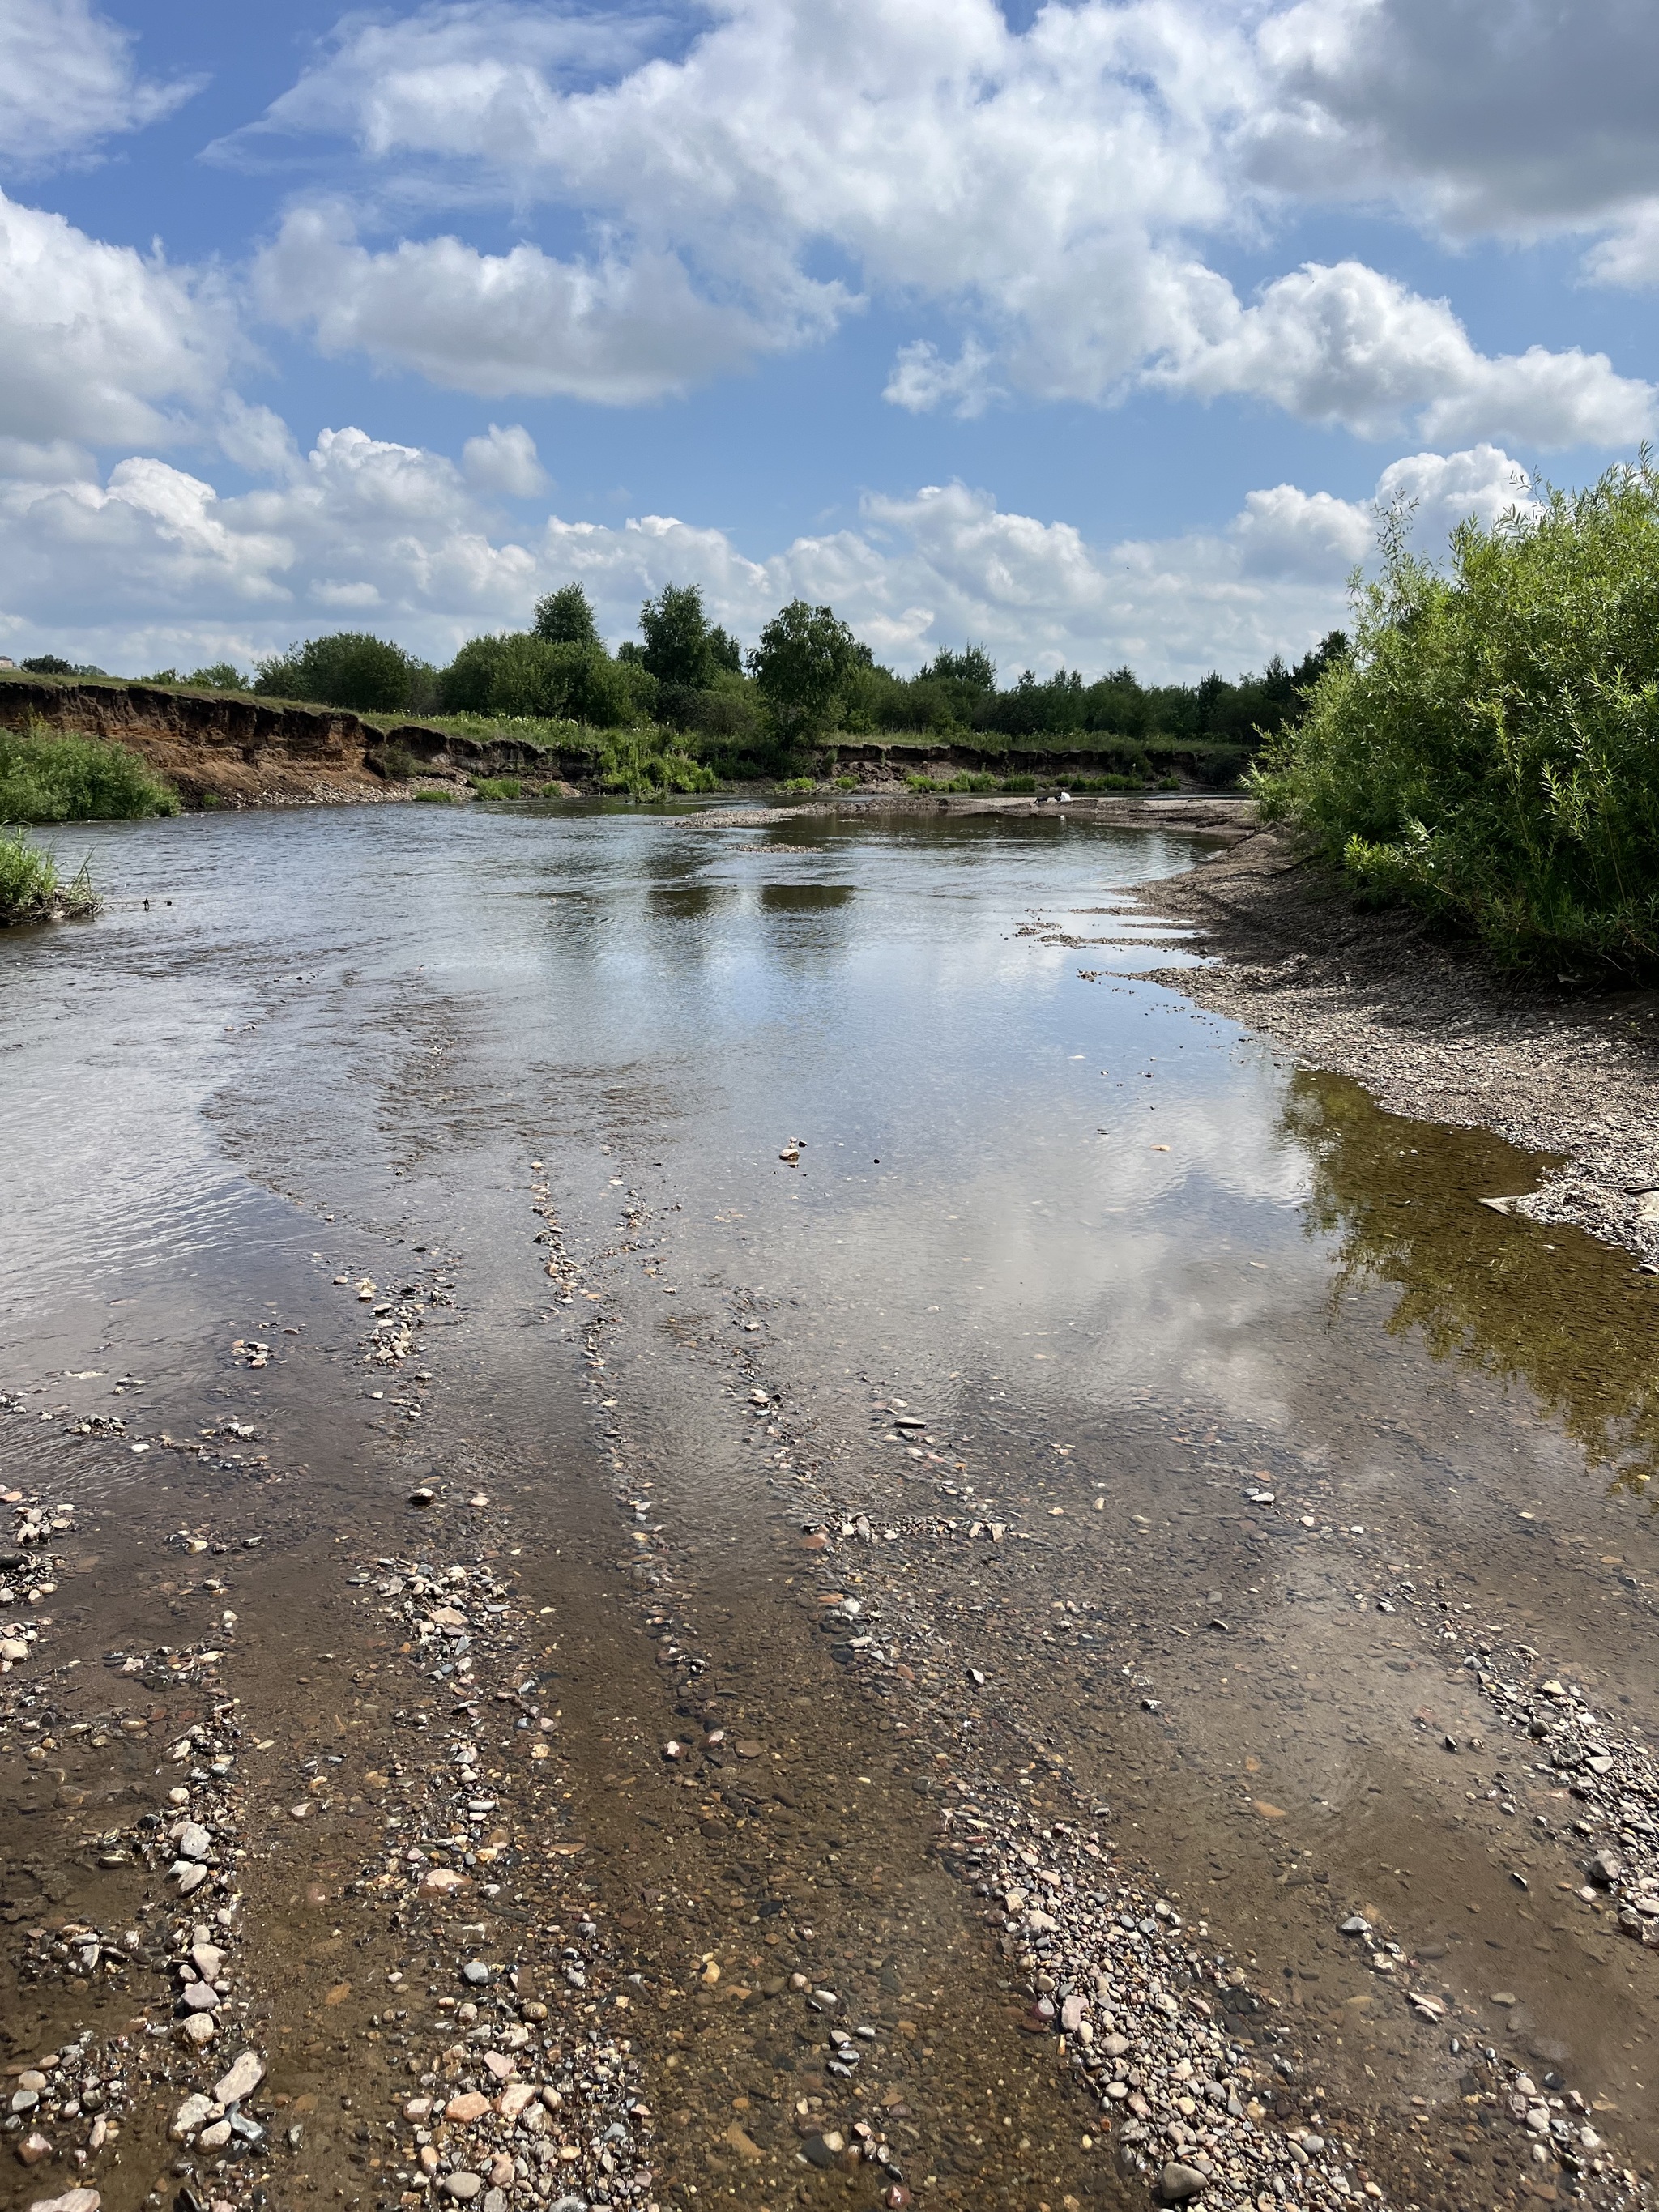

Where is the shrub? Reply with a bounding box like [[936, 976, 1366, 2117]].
[[776, 774, 817, 793], [369, 744, 417, 782], [1252, 461, 1659, 971], [254, 633, 432, 714], [443, 634, 647, 727], [187, 662, 246, 692], [471, 776, 522, 800], [0, 721, 178, 822], [999, 774, 1037, 793], [834, 774, 858, 790]]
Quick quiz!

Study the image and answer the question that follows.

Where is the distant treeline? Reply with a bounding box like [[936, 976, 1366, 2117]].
[[28, 590, 1346, 779]]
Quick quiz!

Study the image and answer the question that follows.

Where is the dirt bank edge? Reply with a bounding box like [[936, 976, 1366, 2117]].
[[0, 676, 580, 807], [1128, 820, 1659, 1265]]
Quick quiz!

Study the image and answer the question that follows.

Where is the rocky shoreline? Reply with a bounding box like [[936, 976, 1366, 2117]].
[[1124, 821, 1659, 1268]]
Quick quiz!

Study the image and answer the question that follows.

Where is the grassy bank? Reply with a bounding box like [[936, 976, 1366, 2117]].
[[0, 721, 179, 824], [1254, 462, 1659, 974], [0, 829, 97, 924]]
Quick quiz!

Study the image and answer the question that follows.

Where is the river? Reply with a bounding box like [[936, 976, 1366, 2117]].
[[1, 799, 1654, 2212]]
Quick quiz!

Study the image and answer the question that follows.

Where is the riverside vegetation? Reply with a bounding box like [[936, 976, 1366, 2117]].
[[1254, 458, 1659, 974], [0, 719, 176, 921], [112, 582, 1340, 795]]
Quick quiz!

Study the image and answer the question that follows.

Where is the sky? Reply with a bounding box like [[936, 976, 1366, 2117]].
[[2, 0, 1658, 686]]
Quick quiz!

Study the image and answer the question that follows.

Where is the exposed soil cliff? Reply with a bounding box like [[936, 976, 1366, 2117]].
[[0, 676, 578, 806]]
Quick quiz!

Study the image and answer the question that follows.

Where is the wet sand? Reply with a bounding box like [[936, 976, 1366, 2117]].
[[2, 802, 1655, 2212]]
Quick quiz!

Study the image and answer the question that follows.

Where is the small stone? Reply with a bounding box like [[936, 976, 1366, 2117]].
[[1060, 1993, 1087, 2034], [1587, 1849, 1622, 1888], [422, 1867, 469, 1894], [30, 2191, 100, 2212], [213, 2051, 265, 2105], [172, 2095, 214, 2138], [17, 2135, 53, 2167], [1100, 2033, 1131, 2060], [482, 2052, 515, 2082], [197, 2121, 232, 2151], [1159, 2163, 1208, 2203], [445, 2094, 492, 2125], [1490, 1991, 1517, 2008], [181, 2014, 216, 2047], [175, 1822, 212, 1861], [1339, 1916, 1371, 1937], [182, 1981, 220, 2011], [174, 1863, 209, 1894], [497, 2085, 535, 2122], [487, 2155, 514, 2189], [461, 1959, 492, 1986], [408, 1487, 436, 1507], [442, 2175, 482, 2202], [404, 2099, 434, 2122], [0, 1638, 28, 1663], [190, 1943, 226, 1980], [484, 2194, 508, 2212]]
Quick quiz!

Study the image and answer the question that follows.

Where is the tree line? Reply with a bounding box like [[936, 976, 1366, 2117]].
[[23, 590, 1346, 771]]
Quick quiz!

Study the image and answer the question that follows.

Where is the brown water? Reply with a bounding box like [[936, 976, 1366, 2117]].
[[1, 799, 1655, 2212]]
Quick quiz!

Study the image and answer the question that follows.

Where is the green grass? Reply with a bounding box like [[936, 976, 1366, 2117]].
[[0, 721, 179, 823], [0, 829, 97, 923], [412, 787, 457, 804], [775, 775, 817, 793], [470, 776, 523, 800], [1253, 459, 1659, 972]]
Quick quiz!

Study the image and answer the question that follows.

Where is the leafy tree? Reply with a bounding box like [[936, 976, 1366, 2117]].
[[533, 584, 600, 647], [188, 662, 245, 692], [22, 655, 75, 676], [640, 583, 719, 687], [254, 633, 429, 714], [748, 600, 857, 736], [920, 643, 996, 692], [439, 633, 647, 727], [707, 624, 744, 675]]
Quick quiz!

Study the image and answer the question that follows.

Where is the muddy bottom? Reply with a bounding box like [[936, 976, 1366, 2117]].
[[1, 803, 1655, 2212]]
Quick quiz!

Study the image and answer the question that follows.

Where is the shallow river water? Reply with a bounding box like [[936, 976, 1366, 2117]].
[[1, 800, 1655, 2212]]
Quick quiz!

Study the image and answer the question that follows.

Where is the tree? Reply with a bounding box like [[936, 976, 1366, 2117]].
[[188, 663, 245, 692], [533, 584, 600, 646], [707, 624, 744, 675], [254, 633, 429, 713], [22, 654, 75, 676], [920, 643, 996, 692], [640, 582, 718, 687], [748, 600, 857, 736]]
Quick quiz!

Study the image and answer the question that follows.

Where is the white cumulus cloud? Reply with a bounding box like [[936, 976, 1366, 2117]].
[[228, 0, 1653, 445], [0, 189, 239, 448]]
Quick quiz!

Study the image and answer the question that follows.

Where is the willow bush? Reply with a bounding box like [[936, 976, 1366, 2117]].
[[1252, 460, 1659, 970]]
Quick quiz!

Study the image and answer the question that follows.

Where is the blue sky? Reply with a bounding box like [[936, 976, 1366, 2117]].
[[3, 0, 1658, 683]]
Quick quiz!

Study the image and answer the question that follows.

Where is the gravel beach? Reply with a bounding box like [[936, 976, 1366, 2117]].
[[1124, 819, 1659, 1266]]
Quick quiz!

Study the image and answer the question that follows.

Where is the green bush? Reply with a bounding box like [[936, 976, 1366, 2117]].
[[441, 634, 647, 727], [471, 776, 523, 800], [369, 744, 417, 782], [775, 775, 817, 793], [255, 633, 433, 714], [597, 727, 717, 796], [0, 722, 179, 822], [412, 787, 456, 804], [998, 774, 1037, 794], [1253, 462, 1659, 971]]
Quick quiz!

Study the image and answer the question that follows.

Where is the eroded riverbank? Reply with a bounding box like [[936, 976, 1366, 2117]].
[[1, 802, 1655, 2212]]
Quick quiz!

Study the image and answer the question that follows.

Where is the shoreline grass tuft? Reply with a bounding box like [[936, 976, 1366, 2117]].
[[0, 829, 99, 924]]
